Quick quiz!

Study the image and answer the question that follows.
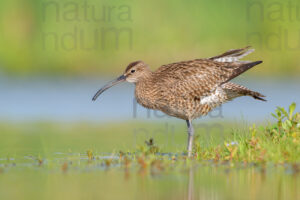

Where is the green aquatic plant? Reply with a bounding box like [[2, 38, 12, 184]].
[[137, 138, 160, 155], [191, 103, 300, 163], [271, 102, 299, 136]]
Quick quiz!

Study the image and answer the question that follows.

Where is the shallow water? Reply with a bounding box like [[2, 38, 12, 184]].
[[0, 77, 299, 123], [0, 153, 299, 200]]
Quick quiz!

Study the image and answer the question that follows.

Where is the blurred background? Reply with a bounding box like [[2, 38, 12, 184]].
[[0, 1, 300, 200], [0, 0, 299, 123], [0, 0, 300, 147], [1, 0, 300, 76], [1, 0, 300, 148]]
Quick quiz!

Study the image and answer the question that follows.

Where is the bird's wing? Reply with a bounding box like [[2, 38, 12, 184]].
[[155, 59, 262, 98], [209, 46, 254, 63]]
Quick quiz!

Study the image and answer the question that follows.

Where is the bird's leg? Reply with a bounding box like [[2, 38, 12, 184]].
[[186, 120, 194, 157]]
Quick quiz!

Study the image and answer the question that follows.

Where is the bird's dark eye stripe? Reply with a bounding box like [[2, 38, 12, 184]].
[[131, 69, 135, 73]]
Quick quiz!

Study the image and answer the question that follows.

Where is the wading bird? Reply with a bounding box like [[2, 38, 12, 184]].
[[92, 46, 266, 157]]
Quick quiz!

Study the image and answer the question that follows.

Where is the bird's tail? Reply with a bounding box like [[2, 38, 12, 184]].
[[243, 90, 266, 101], [222, 61, 262, 84], [223, 82, 267, 102]]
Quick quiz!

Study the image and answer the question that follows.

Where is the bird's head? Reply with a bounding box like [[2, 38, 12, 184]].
[[92, 61, 150, 101], [123, 61, 150, 83]]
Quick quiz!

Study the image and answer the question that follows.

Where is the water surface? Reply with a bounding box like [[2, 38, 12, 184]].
[[0, 77, 299, 123], [0, 153, 298, 200]]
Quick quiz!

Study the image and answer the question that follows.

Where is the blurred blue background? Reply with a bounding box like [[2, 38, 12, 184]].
[[1, 1, 300, 200]]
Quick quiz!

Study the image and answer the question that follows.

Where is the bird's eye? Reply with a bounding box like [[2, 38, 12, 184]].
[[131, 69, 136, 73]]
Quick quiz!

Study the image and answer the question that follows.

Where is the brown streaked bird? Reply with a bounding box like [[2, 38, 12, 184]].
[[92, 46, 266, 157]]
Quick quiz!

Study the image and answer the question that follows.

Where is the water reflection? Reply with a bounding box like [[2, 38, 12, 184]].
[[188, 167, 194, 200], [0, 153, 299, 200]]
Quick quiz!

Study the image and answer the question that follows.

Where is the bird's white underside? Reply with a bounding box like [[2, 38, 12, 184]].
[[200, 87, 224, 105]]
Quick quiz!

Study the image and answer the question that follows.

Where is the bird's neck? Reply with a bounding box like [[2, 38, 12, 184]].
[[137, 69, 153, 83], [134, 71, 157, 110]]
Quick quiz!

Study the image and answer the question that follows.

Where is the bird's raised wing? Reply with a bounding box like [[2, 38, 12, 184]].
[[209, 46, 254, 63], [155, 59, 262, 98]]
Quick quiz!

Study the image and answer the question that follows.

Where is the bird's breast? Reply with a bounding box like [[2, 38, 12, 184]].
[[134, 82, 158, 110]]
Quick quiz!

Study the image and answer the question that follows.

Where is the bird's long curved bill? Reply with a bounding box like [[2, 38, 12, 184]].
[[92, 75, 126, 101]]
